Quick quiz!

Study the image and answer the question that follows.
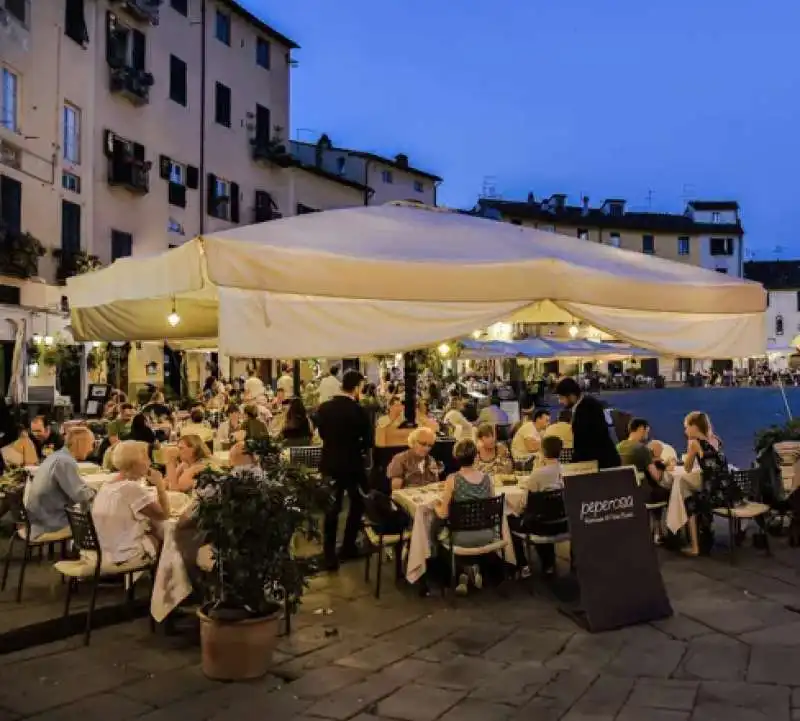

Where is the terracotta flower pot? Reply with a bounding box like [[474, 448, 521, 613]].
[[198, 609, 280, 681]]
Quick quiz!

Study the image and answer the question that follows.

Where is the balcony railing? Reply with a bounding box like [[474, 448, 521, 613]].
[[110, 67, 153, 105], [251, 138, 294, 168], [0, 221, 44, 279], [110, 0, 161, 25], [53, 250, 102, 284], [108, 158, 150, 194]]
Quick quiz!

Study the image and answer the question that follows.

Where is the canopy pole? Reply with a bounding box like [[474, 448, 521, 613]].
[[292, 359, 301, 397], [779, 378, 793, 421], [401, 352, 417, 428]]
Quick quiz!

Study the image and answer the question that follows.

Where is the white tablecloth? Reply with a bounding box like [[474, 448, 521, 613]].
[[150, 519, 193, 622], [665, 468, 702, 533], [392, 480, 521, 584]]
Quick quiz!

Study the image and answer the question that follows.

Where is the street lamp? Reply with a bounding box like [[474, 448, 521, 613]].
[[568, 324, 579, 339], [167, 298, 181, 327], [438, 343, 450, 356]]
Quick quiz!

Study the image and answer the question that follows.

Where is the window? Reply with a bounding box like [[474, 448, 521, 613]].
[[60, 200, 81, 254], [159, 154, 198, 207], [4, 0, 26, 25], [254, 103, 270, 147], [215, 10, 231, 45], [65, 0, 89, 45], [577, 229, 589, 240], [111, 229, 133, 260], [413, 180, 424, 193], [678, 236, 690, 256], [381, 170, 393, 184], [169, 55, 187, 106], [62, 172, 81, 194], [254, 190, 278, 222], [170, 0, 188, 16], [335, 157, 346, 175], [710, 237, 734, 256], [711, 211, 721, 224], [767, 292, 770, 308], [776, 315, 784, 336], [106, 13, 147, 72], [609, 233, 621, 248], [796, 291, 800, 312], [0, 174, 22, 234], [63, 104, 81, 164], [207, 173, 239, 222], [715, 268, 728, 274], [256, 38, 270, 69], [642, 234, 655, 254], [1, 67, 19, 133], [215, 82, 231, 127], [105, 130, 149, 192]]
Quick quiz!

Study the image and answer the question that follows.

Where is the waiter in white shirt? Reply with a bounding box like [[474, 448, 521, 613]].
[[276, 365, 295, 398], [317, 365, 342, 405]]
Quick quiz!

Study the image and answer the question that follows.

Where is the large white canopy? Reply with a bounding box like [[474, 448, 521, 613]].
[[67, 203, 766, 359]]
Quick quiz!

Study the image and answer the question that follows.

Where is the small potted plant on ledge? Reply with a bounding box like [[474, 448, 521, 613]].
[[193, 438, 330, 680]]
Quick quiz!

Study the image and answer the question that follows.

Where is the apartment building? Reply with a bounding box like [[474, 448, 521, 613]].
[[743, 260, 800, 367], [291, 135, 443, 208], [476, 196, 745, 276]]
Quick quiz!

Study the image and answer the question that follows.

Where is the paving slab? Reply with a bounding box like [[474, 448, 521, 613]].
[[604, 639, 686, 679], [747, 645, 800, 686], [697, 681, 790, 721], [617, 706, 690, 721], [627, 679, 699, 711], [468, 662, 554, 706], [21, 692, 153, 721], [376, 683, 468, 721], [335, 640, 418, 670], [483, 628, 574, 664], [675, 635, 749, 682]]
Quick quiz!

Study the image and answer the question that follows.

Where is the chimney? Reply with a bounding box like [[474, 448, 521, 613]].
[[582, 196, 590, 216], [527, 191, 535, 205], [395, 153, 409, 169]]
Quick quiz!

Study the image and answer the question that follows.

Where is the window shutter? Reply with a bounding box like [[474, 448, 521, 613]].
[[230, 182, 240, 223], [207, 173, 217, 216], [103, 130, 115, 157], [65, 0, 88, 45], [60, 200, 81, 254], [0, 175, 23, 235], [186, 165, 199, 189], [131, 29, 146, 71], [168, 183, 187, 208], [111, 229, 133, 260], [159, 155, 171, 180], [255, 104, 270, 146], [105, 12, 117, 65]]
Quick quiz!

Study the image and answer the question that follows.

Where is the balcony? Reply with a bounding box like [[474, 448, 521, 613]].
[[109, 0, 161, 25], [110, 67, 153, 105], [53, 250, 102, 284], [251, 138, 294, 168], [0, 221, 44, 280], [107, 158, 150, 194]]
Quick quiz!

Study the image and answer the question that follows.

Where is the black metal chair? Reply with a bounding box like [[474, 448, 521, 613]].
[[56, 506, 155, 646], [495, 423, 513, 443], [360, 489, 409, 599], [559, 448, 574, 464], [712, 468, 771, 563], [512, 490, 571, 578], [438, 496, 508, 599], [1, 501, 71, 602], [288, 446, 323, 473]]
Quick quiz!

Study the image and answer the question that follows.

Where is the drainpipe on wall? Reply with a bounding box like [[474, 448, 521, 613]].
[[433, 181, 440, 207], [363, 159, 371, 205], [199, 0, 207, 235]]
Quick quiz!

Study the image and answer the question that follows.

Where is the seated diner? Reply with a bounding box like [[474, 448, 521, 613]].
[[387, 427, 440, 490]]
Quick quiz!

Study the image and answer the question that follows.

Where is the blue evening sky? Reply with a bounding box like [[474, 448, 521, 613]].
[[245, 0, 799, 256]]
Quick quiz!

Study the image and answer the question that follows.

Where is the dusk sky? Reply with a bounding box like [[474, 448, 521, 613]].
[[246, 0, 799, 256]]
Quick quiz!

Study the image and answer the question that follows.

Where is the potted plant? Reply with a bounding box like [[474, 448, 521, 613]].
[[193, 438, 331, 680]]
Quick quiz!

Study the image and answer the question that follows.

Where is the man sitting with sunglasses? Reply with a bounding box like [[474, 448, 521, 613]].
[[388, 427, 441, 490]]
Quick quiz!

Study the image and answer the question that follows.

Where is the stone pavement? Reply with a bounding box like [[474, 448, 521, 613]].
[[5, 547, 800, 721]]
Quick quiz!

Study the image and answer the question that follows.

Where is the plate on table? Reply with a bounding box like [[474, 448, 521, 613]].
[[494, 474, 518, 487]]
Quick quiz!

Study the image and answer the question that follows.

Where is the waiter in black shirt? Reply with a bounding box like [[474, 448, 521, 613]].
[[316, 369, 373, 570]]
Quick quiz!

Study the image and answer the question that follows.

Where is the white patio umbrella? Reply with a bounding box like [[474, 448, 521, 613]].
[[8, 318, 26, 405], [66, 203, 766, 359]]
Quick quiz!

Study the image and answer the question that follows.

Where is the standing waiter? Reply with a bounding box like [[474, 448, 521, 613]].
[[316, 369, 373, 571]]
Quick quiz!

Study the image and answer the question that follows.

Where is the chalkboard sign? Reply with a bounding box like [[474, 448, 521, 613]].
[[561, 466, 672, 632], [84, 383, 111, 418]]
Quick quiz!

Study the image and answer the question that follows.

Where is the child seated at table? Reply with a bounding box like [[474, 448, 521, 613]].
[[519, 436, 564, 493]]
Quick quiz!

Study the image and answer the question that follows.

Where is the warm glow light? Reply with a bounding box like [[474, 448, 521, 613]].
[[32, 333, 42, 344], [167, 311, 181, 327], [44, 335, 54, 346], [471, 330, 482, 339], [92, 341, 102, 348], [28, 362, 39, 377], [568, 324, 579, 338], [438, 343, 450, 356]]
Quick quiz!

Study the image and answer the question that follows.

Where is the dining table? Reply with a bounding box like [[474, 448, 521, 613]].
[[392, 477, 525, 583]]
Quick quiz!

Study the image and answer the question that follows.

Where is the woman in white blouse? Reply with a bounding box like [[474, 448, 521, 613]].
[[92, 441, 170, 565]]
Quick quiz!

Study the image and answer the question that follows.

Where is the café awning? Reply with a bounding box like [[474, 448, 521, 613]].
[[66, 203, 766, 359]]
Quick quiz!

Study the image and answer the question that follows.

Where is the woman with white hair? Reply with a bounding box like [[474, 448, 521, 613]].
[[92, 441, 170, 564], [386, 427, 441, 490]]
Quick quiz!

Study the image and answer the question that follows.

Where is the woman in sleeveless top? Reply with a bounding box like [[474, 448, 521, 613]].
[[435, 439, 496, 594], [683, 411, 730, 555], [474, 424, 513, 475]]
